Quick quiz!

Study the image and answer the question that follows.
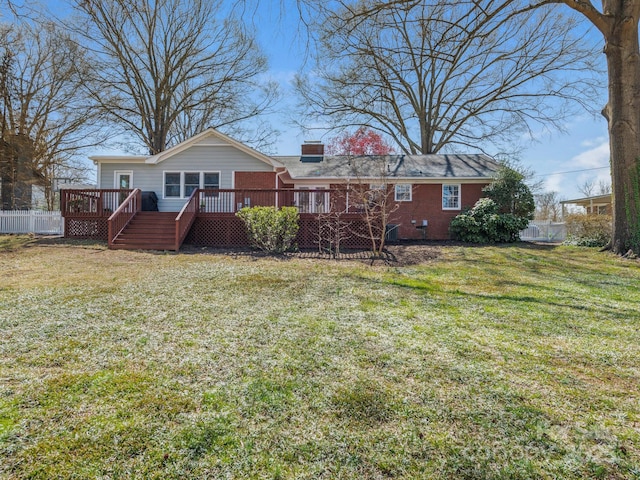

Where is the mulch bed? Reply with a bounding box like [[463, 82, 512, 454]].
[[180, 242, 444, 266], [27, 236, 567, 267]]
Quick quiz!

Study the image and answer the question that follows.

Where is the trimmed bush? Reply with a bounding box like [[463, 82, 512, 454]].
[[236, 206, 299, 253], [564, 213, 612, 247], [450, 198, 529, 243]]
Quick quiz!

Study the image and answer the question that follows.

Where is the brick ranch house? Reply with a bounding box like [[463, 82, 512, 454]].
[[61, 128, 500, 250]]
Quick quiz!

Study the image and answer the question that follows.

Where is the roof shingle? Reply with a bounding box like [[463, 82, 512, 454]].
[[272, 154, 500, 180]]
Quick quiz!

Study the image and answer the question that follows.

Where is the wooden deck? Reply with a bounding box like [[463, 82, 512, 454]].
[[61, 188, 371, 251], [109, 212, 178, 250]]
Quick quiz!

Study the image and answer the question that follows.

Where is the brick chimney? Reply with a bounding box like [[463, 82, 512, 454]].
[[301, 140, 324, 162]]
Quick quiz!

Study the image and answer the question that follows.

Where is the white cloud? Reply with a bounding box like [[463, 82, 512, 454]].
[[580, 136, 608, 148], [543, 174, 565, 194], [574, 169, 612, 192], [570, 140, 610, 168]]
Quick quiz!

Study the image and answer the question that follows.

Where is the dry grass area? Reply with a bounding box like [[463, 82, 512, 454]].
[[1, 236, 639, 479]]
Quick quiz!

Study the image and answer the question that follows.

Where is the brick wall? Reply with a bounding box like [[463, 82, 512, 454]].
[[387, 183, 487, 240], [64, 182, 489, 245], [321, 182, 487, 240], [234, 171, 277, 189]]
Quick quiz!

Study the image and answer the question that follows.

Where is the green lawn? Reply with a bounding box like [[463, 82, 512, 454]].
[[1, 238, 639, 479]]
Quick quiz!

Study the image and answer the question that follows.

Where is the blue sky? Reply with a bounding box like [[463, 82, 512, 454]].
[[11, 0, 612, 200], [248, 2, 612, 201]]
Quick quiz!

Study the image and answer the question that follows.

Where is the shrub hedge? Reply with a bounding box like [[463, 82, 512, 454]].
[[236, 206, 299, 253], [450, 198, 530, 243], [564, 213, 612, 247]]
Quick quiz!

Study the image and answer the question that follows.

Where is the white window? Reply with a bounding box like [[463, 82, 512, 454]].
[[204, 172, 220, 190], [294, 185, 329, 213], [442, 184, 460, 210], [184, 172, 200, 197], [364, 183, 387, 206], [164, 171, 221, 199], [114, 171, 133, 189], [164, 172, 181, 198], [395, 184, 412, 202]]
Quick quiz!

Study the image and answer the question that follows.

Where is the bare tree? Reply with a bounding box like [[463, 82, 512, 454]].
[[345, 157, 402, 256], [535, 191, 563, 221], [579, 178, 612, 198], [318, 0, 640, 254], [0, 21, 95, 210], [578, 179, 596, 198], [597, 179, 611, 195], [295, 0, 602, 155], [70, 0, 279, 155], [315, 190, 351, 257]]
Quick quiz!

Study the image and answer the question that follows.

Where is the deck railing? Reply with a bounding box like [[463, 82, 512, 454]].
[[175, 188, 199, 251], [61, 189, 133, 217], [197, 188, 341, 214], [108, 189, 141, 246], [62, 188, 374, 248]]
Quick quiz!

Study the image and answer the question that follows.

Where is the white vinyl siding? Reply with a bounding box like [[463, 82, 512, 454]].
[[99, 145, 272, 211]]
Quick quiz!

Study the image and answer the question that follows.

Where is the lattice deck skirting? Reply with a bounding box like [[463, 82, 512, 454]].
[[186, 215, 248, 247], [187, 214, 372, 250], [64, 217, 108, 240], [64, 213, 372, 250]]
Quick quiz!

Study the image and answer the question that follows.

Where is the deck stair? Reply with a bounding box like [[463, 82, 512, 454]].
[[110, 212, 178, 250]]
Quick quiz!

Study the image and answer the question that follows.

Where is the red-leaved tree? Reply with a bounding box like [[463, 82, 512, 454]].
[[323, 127, 398, 257], [325, 127, 394, 156]]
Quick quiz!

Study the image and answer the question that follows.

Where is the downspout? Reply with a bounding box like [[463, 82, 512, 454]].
[[275, 167, 287, 208], [94, 159, 101, 188], [346, 177, 350, 213]]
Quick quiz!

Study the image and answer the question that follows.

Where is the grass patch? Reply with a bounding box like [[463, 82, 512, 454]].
[[332, 378, 395, 424], [1, 238, 639, 478], [0, 234, 35, 251]]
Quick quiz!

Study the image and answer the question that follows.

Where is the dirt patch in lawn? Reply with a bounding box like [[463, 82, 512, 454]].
[[382, 244, 443, 265]]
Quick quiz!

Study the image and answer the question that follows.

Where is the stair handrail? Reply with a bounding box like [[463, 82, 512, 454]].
[[175, 188, 199, 251], [108, 188, 142, 247]]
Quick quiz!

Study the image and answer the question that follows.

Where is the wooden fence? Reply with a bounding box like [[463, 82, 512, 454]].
[[0, 210, 63, 234]]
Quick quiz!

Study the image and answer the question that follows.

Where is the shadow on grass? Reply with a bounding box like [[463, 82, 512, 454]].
[[354, 272, 640, 322], [33, 236, 107, 249], [0, 234, 37, 252], [20, 238, 559, 264]]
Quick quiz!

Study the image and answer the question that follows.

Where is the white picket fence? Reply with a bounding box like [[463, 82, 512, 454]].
[[520, 221, 566, 242], [0, 210, 63, 235]]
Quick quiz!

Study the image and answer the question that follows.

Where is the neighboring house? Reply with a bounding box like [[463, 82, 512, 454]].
[[561, 194, 612, 215], [63, 128, 500, 250]]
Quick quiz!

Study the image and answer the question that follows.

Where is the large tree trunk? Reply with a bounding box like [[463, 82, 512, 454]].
[[603, 13, 640, 254]]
